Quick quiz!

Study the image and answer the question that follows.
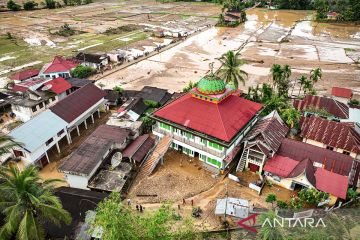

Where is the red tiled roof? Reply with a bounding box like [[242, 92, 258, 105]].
[[293, 95, 349, 119], [264, 155, 299, 177], [50, 84, 106, 123], [331, 87, 352, 99], [154, 93, 262, 142], [44, 77, 72, 94], [315, 168, 348, 199], [10, 69, 39, 81], [44, 56, 78, 74], [300, 116, 360, 154]]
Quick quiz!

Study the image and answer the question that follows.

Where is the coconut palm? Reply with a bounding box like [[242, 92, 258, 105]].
[[282, 64, 291, 81], [281, 108, 301, 129], [270, 64, 283, 90], [303, 79, 313, 95], [0, 135, 21, 157], [297, 75, 307, 96], [217, 50, 248, 89], [0, 165, 71, 240], [310, 67, 322, 83]]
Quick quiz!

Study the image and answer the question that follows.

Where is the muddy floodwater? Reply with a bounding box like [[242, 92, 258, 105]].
[[97, 7, 360, 97], [0, 1, 359, 97]]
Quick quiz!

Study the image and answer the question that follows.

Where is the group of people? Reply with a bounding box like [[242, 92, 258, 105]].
[[127, 199, 145, 213]]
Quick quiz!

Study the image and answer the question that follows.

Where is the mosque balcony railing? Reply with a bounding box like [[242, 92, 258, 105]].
[[153, 126, 226, 158]]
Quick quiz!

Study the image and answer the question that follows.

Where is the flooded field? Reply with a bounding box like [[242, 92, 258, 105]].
[[97, 7, 360, 96], [1, 1, 359, 95], [0, 0, 218, 81]]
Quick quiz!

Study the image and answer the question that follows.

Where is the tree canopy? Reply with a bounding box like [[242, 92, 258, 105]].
[[90, 192, 200, 240], [0, 165, 71, 240]]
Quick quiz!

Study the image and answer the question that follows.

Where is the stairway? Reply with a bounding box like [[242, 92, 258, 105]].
[[140, 135, 172, 176], [236, 148, 248, 172]]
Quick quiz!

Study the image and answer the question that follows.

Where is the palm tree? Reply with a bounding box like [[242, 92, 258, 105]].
[[303, 79, 313, 95], [281, 108, 301, 129], [270, 64, 282, 90], [297, 75, 307, 96], [0, 135, 21, 157], [282, 64, 291, 81], [0, 166, 71, 240], [217, 50, 248, 89], [310, 67, 322, 83]]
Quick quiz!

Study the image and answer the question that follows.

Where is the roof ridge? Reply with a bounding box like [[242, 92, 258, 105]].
[[215, 104, 230, 141]]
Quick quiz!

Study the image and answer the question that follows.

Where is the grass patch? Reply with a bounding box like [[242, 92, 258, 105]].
[[0, 35, 28, 55], [345, 48, 357, 52]]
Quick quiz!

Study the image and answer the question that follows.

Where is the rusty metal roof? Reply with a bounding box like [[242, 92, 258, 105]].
[[300, 116, 360, 154], [293, 95, 349, 119]]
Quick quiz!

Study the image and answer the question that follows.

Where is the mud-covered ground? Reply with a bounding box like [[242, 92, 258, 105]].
[[97, 8, 360, 97]]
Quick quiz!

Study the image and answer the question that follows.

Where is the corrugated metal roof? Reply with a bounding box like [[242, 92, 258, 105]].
[[50, 83, 106, 123], [293, 95, 349, 119], [300, 116, 360, 154], [9, 110, 68, 152]]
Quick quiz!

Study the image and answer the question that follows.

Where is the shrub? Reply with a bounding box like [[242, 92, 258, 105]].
[[71, 65, 97, 78], [7, 0, 21, 10], [113, 85, 123, 93], [349, 99, 360, 106], [276, 200, 288, 209], [266, 193, 277, 207], [144, 100, 160, 108], [23, 1, 37, 10], [298, 188, 329, 206], [44, 0, 56, 9], [54, 24, 75, 37]]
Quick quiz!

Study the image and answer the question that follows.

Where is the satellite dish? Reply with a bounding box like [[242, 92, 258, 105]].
[[42, 84, 52, 91], [111, 152, 122, 168]]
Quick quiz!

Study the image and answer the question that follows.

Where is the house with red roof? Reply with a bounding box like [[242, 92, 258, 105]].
[[293, 95, 349, 120], [43, 77, 72, 100], [263, 138, 359, 200], [9, 69, 39, 83], [40, 56, 78, 79], [300, 116, 360, 161], [236, 110, 289, 174], [151, 75, 263, 173], [331, 87, 353, 104]]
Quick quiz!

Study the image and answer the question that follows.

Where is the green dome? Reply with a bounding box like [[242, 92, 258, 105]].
[[197, 75, 226, 95]]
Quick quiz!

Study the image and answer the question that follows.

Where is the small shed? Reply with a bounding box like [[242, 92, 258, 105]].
[[215, 197, 250, 219]]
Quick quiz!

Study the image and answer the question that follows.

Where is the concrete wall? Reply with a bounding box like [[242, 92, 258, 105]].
[[265, 172, 314, 190], [65, 174, 90, 190], [12, 97, 58, 122]]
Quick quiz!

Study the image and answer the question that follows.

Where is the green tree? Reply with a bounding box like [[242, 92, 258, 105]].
[[182, 81, 198, 92], [113, 85, 123, 93], [310, 67, 322, 84], [298, 188, 329, 206], [265, 193, 277, 208], [347, 188, 359, 200], [257, 210, 286, 240], [303, 79, 313, 95], [260, 83, 273, 103], [270, 64, 282, 91], [23, 0, 37, 10], [7, 0, 21, 11], [44, 0, 56, 9], [263, 94, 288, 115], [0, 135, 21, 156], [297, 75, 307, 96], [281, 108, 300, 129], [276, 200, 287, 209], [314, 0, 329, 20], [0, 166, 71, 239], [71, 65, 97, 78], [90, 192, 199, 240], [217, 50, 247, 89]]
